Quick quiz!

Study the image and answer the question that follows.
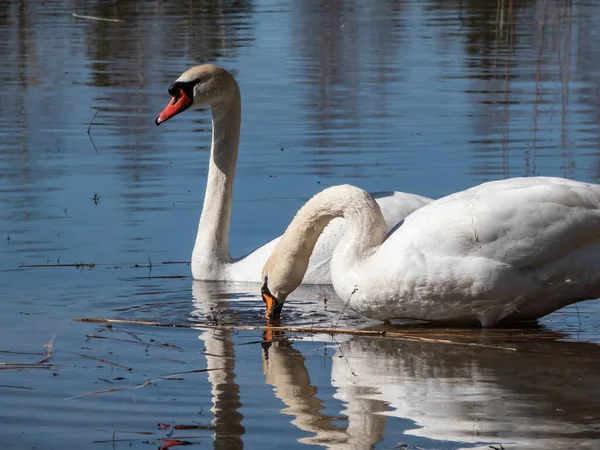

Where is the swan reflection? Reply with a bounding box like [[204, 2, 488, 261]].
[[189, 280, 364, 449], [262, 329, 389, 449], [190, 282, 246, 450], [263, 328, 600, 449], [190, 281, 600, 449]]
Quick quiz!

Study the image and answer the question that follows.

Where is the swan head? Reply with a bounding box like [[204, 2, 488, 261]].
[[155, 64, 237, 125], [261, 246, 310, 320], [261, 276, 284, 321]]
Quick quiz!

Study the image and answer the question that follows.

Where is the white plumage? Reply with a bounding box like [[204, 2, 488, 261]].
[[263, 177, 600, 326], [156, 64, 432, 284]]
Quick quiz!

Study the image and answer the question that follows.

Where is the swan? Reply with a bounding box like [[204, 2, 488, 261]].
[[155, 64, 433, 283], [261, 177, 600, 326]]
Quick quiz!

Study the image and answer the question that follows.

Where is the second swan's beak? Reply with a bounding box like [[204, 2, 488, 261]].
[[261, 277, 283, 320], [155, 88, 192, 126], [263, 292, 283, 320]]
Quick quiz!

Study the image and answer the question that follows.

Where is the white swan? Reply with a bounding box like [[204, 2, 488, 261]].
[[155, 64, 432, 283], [261, 177, 600, 326]]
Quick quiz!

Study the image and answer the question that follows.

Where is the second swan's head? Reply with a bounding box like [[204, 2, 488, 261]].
[[155, 64, 237, 125], [260, 185, 358, 320], [261, 219, 318, 320], [261, 250, 305, 320]]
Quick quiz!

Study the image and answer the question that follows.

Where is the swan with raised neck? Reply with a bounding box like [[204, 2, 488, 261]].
[[156, 64, 433, 283], [262, 178, 600, 327]]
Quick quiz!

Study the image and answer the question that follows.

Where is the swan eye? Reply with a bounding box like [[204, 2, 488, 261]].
[[168, 82, 195, 101], [168, 83, 179, 97]]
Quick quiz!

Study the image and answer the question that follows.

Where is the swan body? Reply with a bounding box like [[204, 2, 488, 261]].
[[156, 64, 432, 284], [262, 177, 600, 326]]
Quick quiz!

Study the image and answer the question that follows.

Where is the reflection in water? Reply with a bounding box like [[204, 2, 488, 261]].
[[191, 282, 245, 449], [292, 0, 409, 178], [189, 280, 364, 449], [189, 280, 378, 448], [3, 1, 600, 448], [262, 330, 390, 449], [262, 330, 348, 445], [261, 329, 600, 449], [444, 0, 599, 182], [200, 327, 245, 450]]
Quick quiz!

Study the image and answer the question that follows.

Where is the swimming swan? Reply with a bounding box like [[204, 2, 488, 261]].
[[155, 64, 432, 283], [261, 177, 600, 326]]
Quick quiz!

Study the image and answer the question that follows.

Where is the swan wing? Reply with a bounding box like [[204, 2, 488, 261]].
[[394, 177, 600, 269]]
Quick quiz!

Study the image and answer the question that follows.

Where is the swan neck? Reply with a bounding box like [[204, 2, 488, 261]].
[[265, 186, 387, 296], [194, 87, 241, 265]]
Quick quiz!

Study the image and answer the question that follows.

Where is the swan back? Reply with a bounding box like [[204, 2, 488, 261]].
[[388, 177, 600, 267]]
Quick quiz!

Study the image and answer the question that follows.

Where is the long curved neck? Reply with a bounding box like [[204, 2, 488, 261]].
[[194, 86, 241, 265], [264, 185, 387, 296]]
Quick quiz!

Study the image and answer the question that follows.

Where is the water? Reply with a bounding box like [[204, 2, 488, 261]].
[[1, 0, 600, 448]]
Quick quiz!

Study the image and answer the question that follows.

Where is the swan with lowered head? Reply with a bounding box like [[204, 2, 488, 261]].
[[261, 177, 600, 326], [155, 64, 432, 283]]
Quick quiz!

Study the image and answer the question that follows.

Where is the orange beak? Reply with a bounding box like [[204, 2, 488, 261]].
[[262, 291, 283, 320], [263, 291, 275, 318], [155, 88, 192, 126]]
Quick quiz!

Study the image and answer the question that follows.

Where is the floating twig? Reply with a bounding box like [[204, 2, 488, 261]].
[[0, 350, 43, 356], [159, 367, 227, 377], [72, 12, 124, 23], [75, 318, 518, 351], [155, 357, 187, 364], [79, 354, 133, 371], [86, 109, 100, 153], [198, 352, 235, 359], [0, 364, 53, 370], [87, 109, 99, 133], [36, 334, 56, 365], [158, 423, 212, 431], [19, 261, 189, 269], [67, 382, 150, 400], [0, 384, 35, 390], [124, 331, 143, 342], [86, 334, 185, 351], [20, 262, 96, 269], [130, 275, 188, 279], [66, 373, 196, 400]]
